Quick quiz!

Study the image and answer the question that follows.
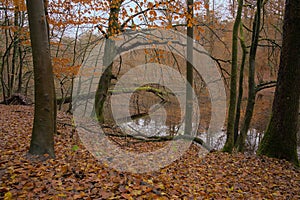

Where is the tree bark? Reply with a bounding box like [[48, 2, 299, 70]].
[[27, 0, 56, 158], [185, 0, 194, 135], [236, 0, 263, 152], [223, 0, 243, 153], [234, 22, 247, 145], [257, 0, 300, 166], [10, 8, 19, 94], [95, 0, 123, 123]]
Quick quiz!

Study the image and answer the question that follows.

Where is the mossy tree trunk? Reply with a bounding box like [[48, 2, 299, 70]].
[[95, 0, 123, 123], [27, 0, 56, 158], [223, 0, 243, 153], [257, 0, 300, 166], [233, 23, 247, 144], [236, 0, 263, 152]]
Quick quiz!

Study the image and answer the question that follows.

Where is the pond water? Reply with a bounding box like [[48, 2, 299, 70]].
[[121, 118, 300, 156]]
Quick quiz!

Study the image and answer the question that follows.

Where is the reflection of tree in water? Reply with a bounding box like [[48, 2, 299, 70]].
[[129, 83, 182, 136]]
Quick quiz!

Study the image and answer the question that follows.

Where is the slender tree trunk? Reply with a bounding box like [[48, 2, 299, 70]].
[[17, 45, 23, 93], [17, 11, 26, 93], [236, 0, 263, 152], [184, 0, 194, 135], [67, 24, 80, 113], [10, 8, 20, 94], [27, 0, 56, 158], [4, 8, 11, 98], [0, 51, 4, 101], [258, 0, 299, 166], [234, 23, 247, 144], [223, 0, 243, 153]]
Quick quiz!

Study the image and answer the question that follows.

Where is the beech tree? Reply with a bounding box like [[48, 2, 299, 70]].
[[257, 0, 299, 165], [27, 0, 56, 158]]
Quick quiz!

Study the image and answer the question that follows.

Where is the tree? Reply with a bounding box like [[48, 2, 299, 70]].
[[222, 0, 243, 153], [184, 0, 194, 135], [233, 22, 247, 147], [0, 0, 28, 102], [94, 0, 202, 124], [235, 0, 263, 152], [257, 0, 300, 165], [27, 0, 56, 158], [95, 0, 123, 123]]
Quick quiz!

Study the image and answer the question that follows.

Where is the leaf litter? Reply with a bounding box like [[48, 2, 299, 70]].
[[0, 105, 299, 199]]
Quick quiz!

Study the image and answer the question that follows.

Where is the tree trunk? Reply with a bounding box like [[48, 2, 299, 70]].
[[95, 40, 116, 123], [236, 0, 263, 152], [10, 8, 19, 94], [17, 44, 24, 93], [95, 0, 123, 123], [234, 22, 247, 144], [257, 0, 300, 166], [184, 0, 194, 135], [27, 0, 56, 158], [223, 0, 243, 153]]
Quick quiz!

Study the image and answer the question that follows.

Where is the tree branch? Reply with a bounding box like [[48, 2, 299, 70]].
[[255, 80, 277, 93]]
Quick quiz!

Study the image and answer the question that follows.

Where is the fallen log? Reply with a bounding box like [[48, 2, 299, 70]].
[[57, 86, 174, 105], [0, 93, 30, 105], [104, 132, 211, 151]]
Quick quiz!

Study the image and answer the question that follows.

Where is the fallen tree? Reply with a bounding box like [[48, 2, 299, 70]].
[[0, 93, 30, 105], [105, 131, 210, 150], [82, 123, 211, 151], [57, 86, 175, 105]]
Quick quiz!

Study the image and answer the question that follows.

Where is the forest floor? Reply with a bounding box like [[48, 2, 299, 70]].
[[0, 105, 300, 199]]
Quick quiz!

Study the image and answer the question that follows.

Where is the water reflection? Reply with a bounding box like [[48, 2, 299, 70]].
[[121, 118, 300, 157], [122, 118, 225, 149]]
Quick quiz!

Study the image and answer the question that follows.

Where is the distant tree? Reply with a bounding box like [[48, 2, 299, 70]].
[[0, 0, 28, 101], [27, 0, 56, 158], [257, 0, 299, 166]]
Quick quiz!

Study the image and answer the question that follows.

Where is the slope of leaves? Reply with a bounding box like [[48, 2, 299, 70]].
[[0, 105, 299, 199]]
